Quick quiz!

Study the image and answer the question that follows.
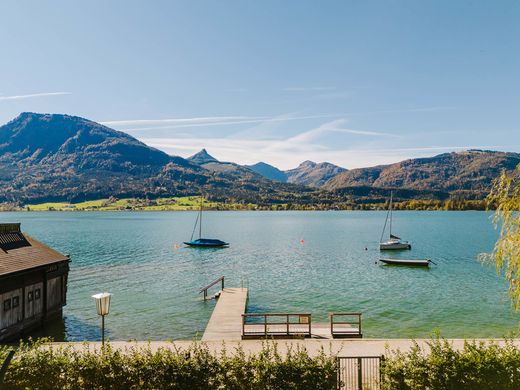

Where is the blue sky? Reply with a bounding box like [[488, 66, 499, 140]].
[[1, 1, 519, 169]]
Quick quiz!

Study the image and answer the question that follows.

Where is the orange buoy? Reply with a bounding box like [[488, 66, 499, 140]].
[[300, 239, 305, 245]]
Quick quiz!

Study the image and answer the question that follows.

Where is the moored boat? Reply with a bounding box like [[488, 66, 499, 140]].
[[183, 196, 229, 248], [184, 238, 229, 247], [380, 258, 431, 266], [380, 237, 411, 250], [379, 192, 411, 250]]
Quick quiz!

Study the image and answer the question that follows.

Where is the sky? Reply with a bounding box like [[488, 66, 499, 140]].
[[1, 0, 519, 169]]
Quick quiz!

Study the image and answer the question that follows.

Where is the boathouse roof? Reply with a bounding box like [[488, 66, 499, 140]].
[[0, 223, 69, 276]]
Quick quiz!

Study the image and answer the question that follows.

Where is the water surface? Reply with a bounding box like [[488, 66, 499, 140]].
[[1, 211, 517, 340]]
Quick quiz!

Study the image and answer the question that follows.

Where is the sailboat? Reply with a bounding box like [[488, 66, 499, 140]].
[[183, 197, 229, 248], [379, 192, 411, 250]]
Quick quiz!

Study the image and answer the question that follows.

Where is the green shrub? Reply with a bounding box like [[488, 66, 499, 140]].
[[381, 337, 520, 390], [1, 340, 337, 390]]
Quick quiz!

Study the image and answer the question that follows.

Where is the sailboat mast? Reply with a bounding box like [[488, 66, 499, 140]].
[[389, 191, 393, 238], [380, 194, 391, 243], [199, 196, 203, 239]]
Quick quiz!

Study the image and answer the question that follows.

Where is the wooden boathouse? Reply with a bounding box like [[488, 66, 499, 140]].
[[0, 223, 70, 341]]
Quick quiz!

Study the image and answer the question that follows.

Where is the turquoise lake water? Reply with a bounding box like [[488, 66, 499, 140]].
[[1, 211, 518, 341]]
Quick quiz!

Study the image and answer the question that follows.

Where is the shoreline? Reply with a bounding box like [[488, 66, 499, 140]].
[[0, 208, 494, 212]]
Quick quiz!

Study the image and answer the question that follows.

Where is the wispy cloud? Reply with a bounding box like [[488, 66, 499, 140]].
[[283, 87, 337, 92], [142, 133, 515, 170], [0, 92, 71, 101], [102, 106, 454, 132], [107, 106, 467, 169], [284, 119, 398, 145], [138, 118, 406, 169], [348, 106, 456, 116], [102, 114, 341, 131], [101, 116, 251, 127]]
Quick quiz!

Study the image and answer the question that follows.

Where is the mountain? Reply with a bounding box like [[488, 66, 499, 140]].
[[324, 150, 520, 195], [0, 113, 317, 205], [0, 112, 203, 202], [1, 113, 518, 208], [189, 149, 266, 180], [187, 148, 218, 164], [247, 162, 288, 182], [285, 161, 347, 187]]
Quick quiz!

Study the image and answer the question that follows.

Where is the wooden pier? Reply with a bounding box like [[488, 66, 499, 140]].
[[199, 278, 361, 340], [202, 287, 248, 341]]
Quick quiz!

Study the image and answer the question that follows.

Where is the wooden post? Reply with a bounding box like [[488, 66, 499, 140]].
[[308, 314, 311, 337], [242, 315, 245, 337], [380, 355, 385, 386], [330, 313, 333, 337], [357, 357, 362, 390], [264, 315, 267, 337], [286, 314, 289, 335], [221, 277, 224, 290], [101, 315, 105, 347], [0, 350, 15, 384], [359, 314, 362, 337]]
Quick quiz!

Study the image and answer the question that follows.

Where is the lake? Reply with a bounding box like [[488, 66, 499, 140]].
[[1, 211, 518, 341]]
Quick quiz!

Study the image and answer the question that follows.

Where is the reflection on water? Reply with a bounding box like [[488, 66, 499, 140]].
[[0, 210, 517, 341], [26, 315, 109, 342]]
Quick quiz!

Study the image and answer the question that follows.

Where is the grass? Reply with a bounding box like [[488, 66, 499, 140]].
[[21, 196, 256, 211]]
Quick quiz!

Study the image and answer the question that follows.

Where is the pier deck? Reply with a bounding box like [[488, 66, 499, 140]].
[[202, 287, 248, 341]]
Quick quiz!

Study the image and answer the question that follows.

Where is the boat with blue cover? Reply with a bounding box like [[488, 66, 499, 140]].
[[184, 197, 229, 248]]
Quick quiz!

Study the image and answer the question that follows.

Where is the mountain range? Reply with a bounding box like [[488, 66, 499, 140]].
[[1, 112, 519, 207], [247, 160, 346, 187]]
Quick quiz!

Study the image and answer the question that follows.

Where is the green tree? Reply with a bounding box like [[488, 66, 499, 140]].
[[488, 166, 520, 310]]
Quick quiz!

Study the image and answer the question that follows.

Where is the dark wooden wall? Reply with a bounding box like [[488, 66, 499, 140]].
[[0, 261, 69, 341]]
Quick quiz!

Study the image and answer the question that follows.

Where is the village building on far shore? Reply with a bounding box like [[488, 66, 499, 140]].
[[0, 223, 70, 341]]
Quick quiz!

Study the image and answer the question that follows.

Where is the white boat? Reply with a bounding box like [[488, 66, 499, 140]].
[[379, 192, 411, 250]]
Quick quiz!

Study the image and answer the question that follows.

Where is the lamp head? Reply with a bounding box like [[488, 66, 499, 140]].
[[92, 292, 111, 316]]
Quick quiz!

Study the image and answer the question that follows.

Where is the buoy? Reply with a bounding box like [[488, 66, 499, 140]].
[[300, 239, 305, 245]]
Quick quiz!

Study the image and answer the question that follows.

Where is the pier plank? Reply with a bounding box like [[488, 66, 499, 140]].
[[202, 288, 248, 341]]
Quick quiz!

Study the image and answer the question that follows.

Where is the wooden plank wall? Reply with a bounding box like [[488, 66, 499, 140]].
[[0, 288, 23, 329], [25, 282, 44, 319], [46, 276, 63, 310]]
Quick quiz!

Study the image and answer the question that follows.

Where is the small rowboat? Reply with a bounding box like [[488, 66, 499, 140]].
[[379, 258, 433, 267]]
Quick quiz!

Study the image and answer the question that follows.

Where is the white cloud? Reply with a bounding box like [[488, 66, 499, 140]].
[[282, 119, 398, 145], [101, 116, 251, 128], [138, 119, 407, 169], [283, 87, 337, 92], [0, 92, 71, 101], [106, 107, 480, 170], [102, 114, 341, 131]]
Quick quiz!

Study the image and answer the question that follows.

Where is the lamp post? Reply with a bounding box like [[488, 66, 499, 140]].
[[92, 292, 111, 346]]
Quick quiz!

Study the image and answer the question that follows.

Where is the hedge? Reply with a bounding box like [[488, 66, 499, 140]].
[[381, 337, 520, 390], [2, 337, 520, 389], [0, 340, 337, 390]]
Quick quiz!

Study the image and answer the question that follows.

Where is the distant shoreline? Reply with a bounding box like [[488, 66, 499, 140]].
[[0, 195, 492, 212]]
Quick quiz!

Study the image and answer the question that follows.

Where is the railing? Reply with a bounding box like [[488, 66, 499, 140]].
[[337, 356, 384, 390], [199, 276, 224, 300], [330, 312, 362, 338], [242, 313, 312, 339]]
